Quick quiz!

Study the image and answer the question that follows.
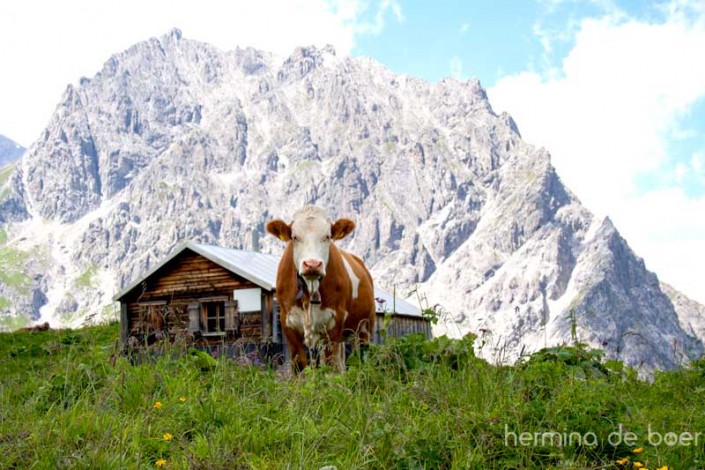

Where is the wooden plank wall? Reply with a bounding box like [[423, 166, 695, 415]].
[[131, 250, 255, 301], [123, 250, 267, 345], [373, 313, 431, 344]]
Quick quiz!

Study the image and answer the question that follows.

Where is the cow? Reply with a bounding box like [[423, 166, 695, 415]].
[[266, 205, 375, 372]]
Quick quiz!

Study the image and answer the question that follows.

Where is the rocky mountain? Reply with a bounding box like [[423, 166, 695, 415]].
[[1, 29, 703, 372], [0, 135, 25, 168], [662, 283, 705, 350]]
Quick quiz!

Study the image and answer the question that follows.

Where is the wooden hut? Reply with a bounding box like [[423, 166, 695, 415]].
[[115, 242, 431, 358]]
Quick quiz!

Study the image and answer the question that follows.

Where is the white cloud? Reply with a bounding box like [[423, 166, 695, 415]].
[[388, 0, 405, 23], [459, 22, 470, 34], [612, 189, 705, 303], [531, 17, 580, 56], [674, 163, 688, 183], [0, 0, 399, 145], [488, 2, 705, 303], [350, 0, 404, 35]]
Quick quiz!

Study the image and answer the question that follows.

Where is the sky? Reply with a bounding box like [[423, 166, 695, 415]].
[[0, 0, 703, 303]]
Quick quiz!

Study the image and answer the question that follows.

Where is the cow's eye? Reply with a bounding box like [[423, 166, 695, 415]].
[[323, 235, 330, 242], [292, 235, 299, 242]]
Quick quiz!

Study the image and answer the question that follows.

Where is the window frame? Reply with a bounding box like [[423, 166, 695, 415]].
[[198, 296, 229, 336]]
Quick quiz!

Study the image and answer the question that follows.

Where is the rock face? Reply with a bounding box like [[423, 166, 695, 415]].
[[0, 29, 703, 371], [662, 283, 705, 354]]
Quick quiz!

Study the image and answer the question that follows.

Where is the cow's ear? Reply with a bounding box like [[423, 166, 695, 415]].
[[266, 219, 292, 242], [331, 218, 355, 240]]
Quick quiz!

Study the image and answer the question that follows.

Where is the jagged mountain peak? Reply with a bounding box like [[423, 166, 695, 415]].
[[1, 31, 703, 374], [286, 44, 338, 61], [166, 27, 183, 41]]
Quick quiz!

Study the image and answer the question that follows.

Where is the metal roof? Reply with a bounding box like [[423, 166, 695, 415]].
[[115, 242, 423, 318], [370, 287, 423, 318], [189, 243, 280, 291]]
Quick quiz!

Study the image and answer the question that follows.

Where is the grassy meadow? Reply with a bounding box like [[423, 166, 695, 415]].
[[1, 322, 704, 469]]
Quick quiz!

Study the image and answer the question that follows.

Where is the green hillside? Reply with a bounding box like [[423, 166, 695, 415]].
[[1, 323, 703, 469]]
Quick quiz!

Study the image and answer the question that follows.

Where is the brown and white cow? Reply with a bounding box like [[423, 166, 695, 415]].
[[266, 205, 375, 372]]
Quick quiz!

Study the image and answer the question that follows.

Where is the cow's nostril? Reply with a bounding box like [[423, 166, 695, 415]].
[[303, 260, 323, 270]]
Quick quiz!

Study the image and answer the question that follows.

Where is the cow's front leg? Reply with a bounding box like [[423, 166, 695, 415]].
[[322, 322, 346, 372], [328, 341, 346, 372], [321, 340, 346, 372], [283, 327, 308, 373]]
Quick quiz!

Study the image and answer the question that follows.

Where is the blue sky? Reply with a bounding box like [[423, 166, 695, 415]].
[[353, 0, 655, 84], [353, 1, 545, 84], [0, 0, 703, 302]]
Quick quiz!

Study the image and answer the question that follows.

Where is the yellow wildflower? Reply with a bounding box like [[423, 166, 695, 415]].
[[658, 467, 668, 470], [616, 457, 630, 465], [179, 396, 187, 403], [163, 432, 174, 441], [633, 462, 644, 468], [153, 401, 163, 410], [633, 447, 644, 454], [156, 458, 167, 467]]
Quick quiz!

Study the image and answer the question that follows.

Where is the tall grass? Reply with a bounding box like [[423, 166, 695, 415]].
[[1, 323, 704, 469]]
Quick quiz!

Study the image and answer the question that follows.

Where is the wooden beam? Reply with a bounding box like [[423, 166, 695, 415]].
[[262, 293, 271, 342]]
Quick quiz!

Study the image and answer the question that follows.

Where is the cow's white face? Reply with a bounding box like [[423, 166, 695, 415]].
[[290, 206, 332, 279], [266, 205, 355, 280]]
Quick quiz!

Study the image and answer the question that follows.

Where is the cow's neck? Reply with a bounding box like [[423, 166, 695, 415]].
[[296, 275, 321, 304]]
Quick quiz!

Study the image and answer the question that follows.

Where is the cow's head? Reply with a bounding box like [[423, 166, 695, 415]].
[[266, 205, 355, 280]]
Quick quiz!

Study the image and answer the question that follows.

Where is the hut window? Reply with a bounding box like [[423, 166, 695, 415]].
[[202, 301, 226, 333], [188, 297, 236, 334]]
